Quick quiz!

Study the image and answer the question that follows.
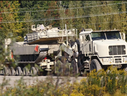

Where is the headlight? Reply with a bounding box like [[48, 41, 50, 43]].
[[123, 57, 127, 62], [108, 58, 114, 63], [102, 58, 114, 63]]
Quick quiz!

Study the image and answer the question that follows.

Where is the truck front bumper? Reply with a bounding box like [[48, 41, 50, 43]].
[[99, 56, 127, 65]]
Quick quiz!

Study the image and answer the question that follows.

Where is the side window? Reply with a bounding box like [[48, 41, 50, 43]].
[[85, 35, 90, 41]]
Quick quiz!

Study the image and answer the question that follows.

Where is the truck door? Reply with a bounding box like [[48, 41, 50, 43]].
[[80, 34, 93, 55]]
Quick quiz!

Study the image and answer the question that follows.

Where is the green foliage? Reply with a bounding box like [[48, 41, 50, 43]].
[[0, 1, 23, 41], [1, 1, 127, 35], [22, 12, 34, 36], [1, 66, 127, 96], [1, 1, 127, 41]]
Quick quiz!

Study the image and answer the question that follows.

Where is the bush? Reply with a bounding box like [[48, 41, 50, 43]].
[[1, 66, 127, 96]]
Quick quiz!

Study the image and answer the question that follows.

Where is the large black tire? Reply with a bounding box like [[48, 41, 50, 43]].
[[122, 64, 127, 72], [42, 70, 48, 76], [23, 67, 29, 76], [35, 67, 40, 75], [3, 66, 12, 76], [90, 59, 102, 72], [75, 39, 80, 52], [3, 66, 10, 76], [30, 67, 37, 76], [10, 67, 15, 76], [16, 67, 22, 76], [78, 55, 85, 75], [35, 67, 38, 74], [70, 59, 79, 76]]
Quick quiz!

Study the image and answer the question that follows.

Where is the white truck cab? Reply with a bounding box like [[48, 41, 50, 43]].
[[79, 29, 127, 71]]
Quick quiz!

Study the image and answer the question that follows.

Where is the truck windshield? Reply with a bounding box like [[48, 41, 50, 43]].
[[106, 31, 121, 39], [91, 32, 106, 40]]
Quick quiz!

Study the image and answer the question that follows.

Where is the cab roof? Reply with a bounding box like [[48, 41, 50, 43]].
[[80, 29, 120, 35], [93, 30, 120, 32]]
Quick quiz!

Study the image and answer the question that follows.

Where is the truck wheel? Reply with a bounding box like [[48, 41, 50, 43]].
[[70, 59, 79, 76], [23, 67, 29, 76], [122, 65, 127, 72], [125, 67, 127, 72], [42, 70, 47, 76], [10, 67, 15, 76], [30, 67, 37, 76], [90, 59, 102, 72], [16, 67, 22, 76]]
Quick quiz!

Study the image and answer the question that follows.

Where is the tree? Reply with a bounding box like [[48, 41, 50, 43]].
[[109, 1, 120, 30], [59, 1, 70, 29], [99, 1, 113, 30], [0, 1, 22, 63], [44, 1, 60, 27], [87, 1, 99, 30], [20, 1, 48, 25], [22, 12, 34, 36], [0, 1, 23, 41], [73, 1, 86, 32], [83, 1, 93, 29], [67, 1, 75, 29], [119, 2, 127, 41]]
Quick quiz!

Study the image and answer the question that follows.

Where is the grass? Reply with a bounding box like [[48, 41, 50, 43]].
[[1, 66, 127, 96]]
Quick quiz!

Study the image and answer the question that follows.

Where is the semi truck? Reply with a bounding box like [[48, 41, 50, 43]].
[[77, 29, 127, 72], [55, 28, 127, 75], [3, 24, 127, 76]]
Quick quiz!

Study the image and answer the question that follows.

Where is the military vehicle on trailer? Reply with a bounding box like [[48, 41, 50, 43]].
[[3, 24, 78, 76]]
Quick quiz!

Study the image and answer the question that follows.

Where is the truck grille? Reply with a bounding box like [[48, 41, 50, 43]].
[[109, 45, 125, 55], [115, 58, 121, 63]]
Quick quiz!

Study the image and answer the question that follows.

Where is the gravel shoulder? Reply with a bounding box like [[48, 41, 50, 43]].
[[0, 76, 86, 89]]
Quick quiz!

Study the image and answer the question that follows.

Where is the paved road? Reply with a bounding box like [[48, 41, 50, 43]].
[[0, 75, 86, 89]]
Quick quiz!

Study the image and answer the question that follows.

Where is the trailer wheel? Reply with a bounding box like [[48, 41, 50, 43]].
[[30, 67, 37, 76], [3, 67, 11, 76], [35, 67, 39, 75], [16, 67, 22, 76], [90, 59, 102, 72], [8, 68, 11, 76], [10, 67, 15, 76], [3, 66, 10, 76], [23, 67, 29, 76]]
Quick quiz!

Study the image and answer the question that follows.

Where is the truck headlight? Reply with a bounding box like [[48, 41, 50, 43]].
[[102, 58, 114, 63], [123, 57, 127, 62], [108, 58, 114, 63]]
